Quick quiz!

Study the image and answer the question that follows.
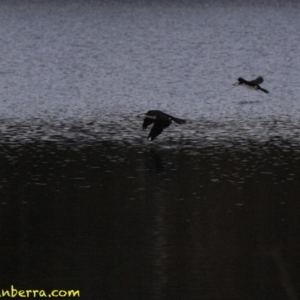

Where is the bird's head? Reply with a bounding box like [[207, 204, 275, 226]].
[[233, 77, 243, 86]]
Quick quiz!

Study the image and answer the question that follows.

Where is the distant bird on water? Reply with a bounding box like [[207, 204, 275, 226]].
[[137, 110, 186, 141], [233, 76, 269, 94]]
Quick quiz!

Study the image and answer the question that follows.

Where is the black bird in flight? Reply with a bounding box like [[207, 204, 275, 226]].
[[233, 76, 269, 93], [137, 110, 186, 141]]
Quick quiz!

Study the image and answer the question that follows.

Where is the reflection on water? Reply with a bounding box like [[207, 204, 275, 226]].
[[1, 136, 300, 299]]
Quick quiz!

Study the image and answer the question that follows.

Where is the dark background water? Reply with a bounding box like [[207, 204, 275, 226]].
[[1, 0, 300, 299], [1, 139, 300, 299]]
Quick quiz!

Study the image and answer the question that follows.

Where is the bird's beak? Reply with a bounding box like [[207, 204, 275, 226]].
[[137, 113, 147, 118], [232, 82, 239, 86]]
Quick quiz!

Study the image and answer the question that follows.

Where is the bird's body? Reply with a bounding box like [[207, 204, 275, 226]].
[[137, 110, 186, 141], [233, 76, 269, 94]]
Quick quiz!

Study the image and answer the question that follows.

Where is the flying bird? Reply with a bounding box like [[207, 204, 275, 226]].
[[233, 76, 269, 93], [137, 110, 186, 141]]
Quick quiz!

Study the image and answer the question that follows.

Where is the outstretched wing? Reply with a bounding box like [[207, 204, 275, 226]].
[[142, 118, 154, 130], [147, 118, 171, 140], [249, 76, 263, 85], [148, 123, 164, 141]]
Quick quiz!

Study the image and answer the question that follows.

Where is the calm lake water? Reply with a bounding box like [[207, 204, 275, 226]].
[[1, 0, 300, 299]]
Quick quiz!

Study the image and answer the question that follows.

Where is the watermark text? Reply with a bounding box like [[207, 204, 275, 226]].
[[0, 285, 80, 298]]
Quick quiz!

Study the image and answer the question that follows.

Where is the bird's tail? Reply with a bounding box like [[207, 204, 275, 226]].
[[259, 87, 269, 94], [172, 117, 186, 125]]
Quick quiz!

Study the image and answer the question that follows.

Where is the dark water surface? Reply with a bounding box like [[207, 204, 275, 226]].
[[1, 139, 300, 299], [1, 0, 300, 299]]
